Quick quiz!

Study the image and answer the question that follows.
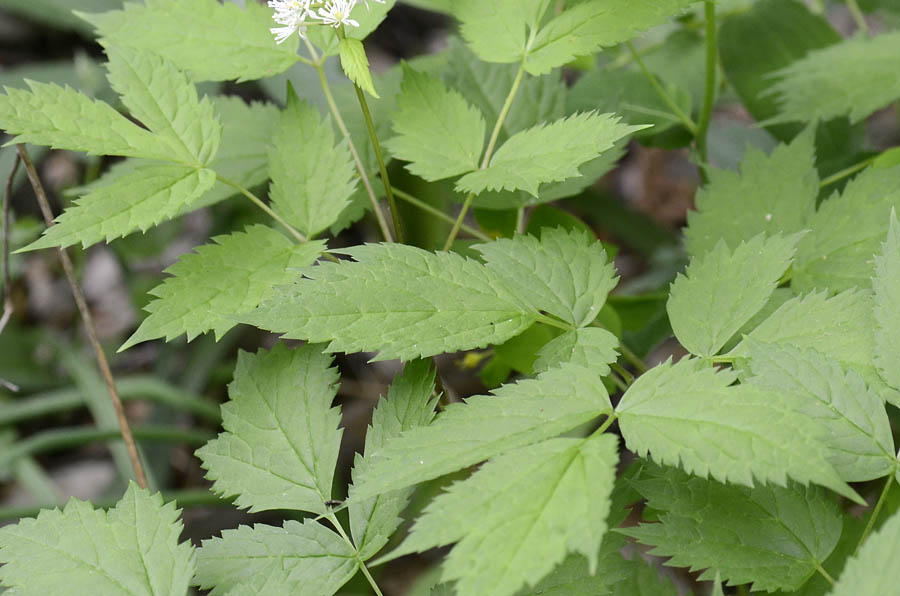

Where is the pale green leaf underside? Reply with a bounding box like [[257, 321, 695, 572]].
[[121, 227, 324, 351], [684, 128, 818, 258], [0, 80, 171, 160], [794, 165, 900, 294], [474, 227, 618, 327], [828, 508, 900, 595], [457, 112, 643, 197], [0, 483, 194, 596], [384, 435, 618, 596], [769, 31, 900, 124], [874, 211, 900, 391], [456, 0, 548, 64], [196, 344, 342, 515], [667, 233, 800, 357], [743, 339, 895, 482], [339, 37, 379, 98], [622, 466, 842, 592], [194, 519, 357, 596], [533, 327, 619, 375], [383, 64, 485, 181], [269, 88, 357, 238], [242, 243, 538, 361], [21, 165, 217, 251], [350, 360, 438, 561], [351, 361, 611, 502], [616, 359, 860, 503], [82, 0, 300, 82]]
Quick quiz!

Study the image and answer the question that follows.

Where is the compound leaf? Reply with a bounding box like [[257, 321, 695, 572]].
[[873, 210, 900, 391], [121, 227, 325, 350], [0, 482, 195, 595], [667, 233, 801, 357], [381, 435, 618, 596], [828, 509, 900, 596], [351, 361, 612, 502], [243, 243, 538, 361], [616, 358, 860, 503], [533, 327, 619, 375], [194, 519, 357, 596], [196, 344, 342, 515], [383, 64, 485, 181]]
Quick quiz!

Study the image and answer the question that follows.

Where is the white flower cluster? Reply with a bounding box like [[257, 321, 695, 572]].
[[268, 0, 385, 44]]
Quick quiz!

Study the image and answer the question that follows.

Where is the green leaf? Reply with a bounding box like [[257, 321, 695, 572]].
[[350, 360, 439, 561], [457, 112, 642, 197], [381, 435, 618, 596], [474, 227, 618, 327], [743, 339, 895, 482], [105, 45, 221, 166], [768, 31, 900, 124], [0, 482, 195, 595], [667, 233, 800, 357], [621, 465, 843, 592], [514, 538, 635, 596], [306, 0, 398, 56], [615, 358, 860, 503], [196, 344, 342, 515], [21, 164, 216, 251], [383, 64, 485, 181], [242, 243, 538, 361], [794, 165, 900, 294], [269, 85, 357, 238], [0, 0, 121, 33], [612, 556, 680, 596], [339, 37, 378, 98], [0, 80, 170, 160], [525, 0, 698, 76], [455, 0, 548, 64], [874, 211, 900, 391], [121, 227, 325, 350], [351, 361, 612, 502], [828, 508, 900, 596], [533, 327, 619, 375], [82, 0, 300, 82], [194, 519, 358, 596], [684, 128, 818, 258]]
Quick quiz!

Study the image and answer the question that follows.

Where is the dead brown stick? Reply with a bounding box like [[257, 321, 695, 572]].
[[16, 145, 148, 489], [1, 152, 21, 392]]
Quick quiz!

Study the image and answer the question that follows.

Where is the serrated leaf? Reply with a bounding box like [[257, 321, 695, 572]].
[[0, 482, 194, 595], [383, 64, 485, 181], [339, 37, 378, 98], [514, 537, 634, 596], [269, 86, 357, 238], [0, 80, 171, 160], [621, 465, 843, 592], [667, 233, 800, 357], [456, 112, 642, 197], [194, 519, 358, 596], [685, 128, 818, 258], [82, 0, 300, 82], [533, 327, 619, 375], [121, 227, 324, 350], [350, 360, 438, 561], [381, 435, 618, 596], [768, 31, 900, 124], [242, 243, 538, 361], [456, 0, 549, 64], [306, 0, 398, 57], [351, 361, 612, 502], [21, 164, 216, 251], [616, 358, 860, 503], [196, 344, 342, 515], [873, 211, 900, 391], [105, 45, 221, 166], [828, 508, 900, 596], [612, 556, 680, 596], [525, 0, 698, 76], [743, 339, 895, 482], [474, 227, 618, 327], [794, 165, 900, 294]]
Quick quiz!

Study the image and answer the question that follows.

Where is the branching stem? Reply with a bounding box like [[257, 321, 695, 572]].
[[216, 174, 307, 242], [626, 41, 697, 135], [326, 511, 384, 596], [392, 187, 491, 241], [696, 0, 718, 166], [854, 474, 895, 556]]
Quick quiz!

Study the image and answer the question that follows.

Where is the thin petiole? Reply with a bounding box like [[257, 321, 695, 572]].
[[854, 474, 895, 556], [326, 511, 385, 596], [625, 41, 697, 135], [695, 0, 718, 166], [392, 187, 492, 241], [215, 174, 307, 243], [819, 156, 876, 189], [845, 0, 870, 35]]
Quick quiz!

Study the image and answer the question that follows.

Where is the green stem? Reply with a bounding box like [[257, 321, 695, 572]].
[[444, 60, 527, 250], [534, 313, 577, 332], [216, 175, 307, 243], [625, 41, 697, 135], [392, 187, 491, 241], [611, 362, 634, 386], [0, 489, 233, 521], [516, 207, 526, 234], [696, 0, 718, 166], [854, 475, 894, 556], [593, 413, 619, 437], [618, 341, 648, 374], [304, 39, 393, 243], [326, 511, 385, 596], [816, 563, 837, 586], [846, 0, 869, 35], [819, 156, 876, 189]]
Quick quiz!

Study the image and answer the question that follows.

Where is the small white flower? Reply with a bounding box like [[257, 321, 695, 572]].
[[318, 0, 360, 28], [268, 0, 314, 42]]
